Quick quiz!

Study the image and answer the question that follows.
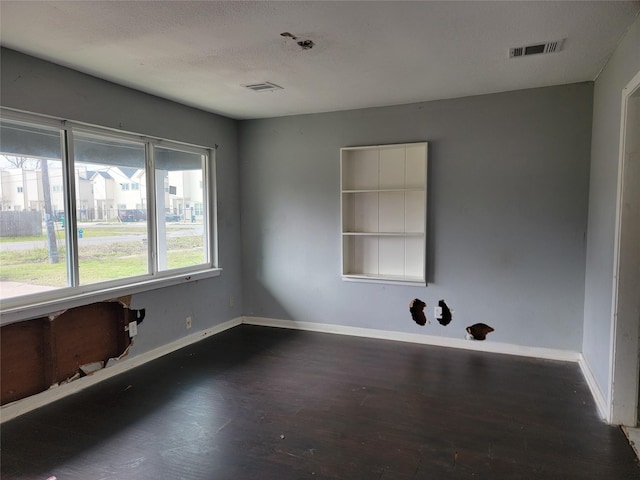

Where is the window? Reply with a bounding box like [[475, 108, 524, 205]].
[[73, 131, 148, 285], [0, 121, 68, 295], [0, 110, 218, 315], [154, 146, 208, 271]]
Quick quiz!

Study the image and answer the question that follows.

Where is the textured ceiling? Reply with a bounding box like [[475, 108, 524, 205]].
[[1, 1, 639, 119]]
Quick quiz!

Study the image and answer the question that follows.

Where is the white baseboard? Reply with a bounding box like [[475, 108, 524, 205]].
[[2, 315, 601, 424], [242, 316, 581, 362], [622, 426, 640, 460], [578, 353, 610, 421], [0, 317, 242, 423]]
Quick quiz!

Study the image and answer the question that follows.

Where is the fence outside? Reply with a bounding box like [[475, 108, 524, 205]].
[[0, 211, 42, 237]]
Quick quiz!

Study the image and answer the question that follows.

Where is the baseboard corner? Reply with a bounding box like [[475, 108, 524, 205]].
[[578, 353, 610, 422]]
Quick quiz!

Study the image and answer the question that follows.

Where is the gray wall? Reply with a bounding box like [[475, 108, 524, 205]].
[[0, 48, 243, 357], [583, 17, 640, 400], [2, 38, 620, 368], [239, 84, 593, 351]]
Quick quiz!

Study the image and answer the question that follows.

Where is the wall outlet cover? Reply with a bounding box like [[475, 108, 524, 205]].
[[128, 321, 138, 337]]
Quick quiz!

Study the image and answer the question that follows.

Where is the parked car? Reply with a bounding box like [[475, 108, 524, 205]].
[[54, 211, 65, 225], [165, 213, 181, 222], [118, 209, 147, 222]]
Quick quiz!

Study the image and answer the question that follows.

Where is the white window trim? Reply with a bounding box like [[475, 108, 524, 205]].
[[0, 268, 221, 325], [0, 108, 220, 324]]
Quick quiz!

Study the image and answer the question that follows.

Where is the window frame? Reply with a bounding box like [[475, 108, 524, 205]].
[[0, 109, 220, 324]]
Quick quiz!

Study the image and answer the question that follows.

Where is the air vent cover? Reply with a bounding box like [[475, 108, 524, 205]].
[[510, 39, 565, 58], [242, 82, 283, 93]]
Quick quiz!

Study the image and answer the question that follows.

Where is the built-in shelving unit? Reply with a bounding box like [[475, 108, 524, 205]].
[[340, 142, 428, 286]]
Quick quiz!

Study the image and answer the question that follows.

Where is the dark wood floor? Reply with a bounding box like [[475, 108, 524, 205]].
[[1, 325, 638, 479]]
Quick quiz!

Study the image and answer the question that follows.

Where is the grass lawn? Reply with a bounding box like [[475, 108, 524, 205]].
[[0, 225, 148, 243], [0, 226, 205, 287]]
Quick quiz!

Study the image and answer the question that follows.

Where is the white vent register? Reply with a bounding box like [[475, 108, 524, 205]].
[[340, 142, 428, 286], [242, 82, 283, 92], [510, 39, 565, 58]]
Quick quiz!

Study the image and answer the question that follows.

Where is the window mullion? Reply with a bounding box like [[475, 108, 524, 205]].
[[146, 142, 158, 274], [207, 147, 218, 268], [63, 127, 80, 287]]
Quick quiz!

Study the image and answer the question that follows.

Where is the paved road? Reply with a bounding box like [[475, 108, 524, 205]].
[[0, 234, 146, 252], [0, 223, 203, 251]]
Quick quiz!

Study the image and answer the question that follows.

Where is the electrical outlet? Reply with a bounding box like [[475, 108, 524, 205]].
[[186, 316, 192, 329], [229, 296, 235, 307], [128, 321, 138, 337]]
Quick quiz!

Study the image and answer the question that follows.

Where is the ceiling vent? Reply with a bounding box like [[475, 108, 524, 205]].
[[242, 82, 283, 93], [510, 39, 565, 58]]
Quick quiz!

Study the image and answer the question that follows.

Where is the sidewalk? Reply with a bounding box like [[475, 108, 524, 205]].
[[0, 281, 56, 302]]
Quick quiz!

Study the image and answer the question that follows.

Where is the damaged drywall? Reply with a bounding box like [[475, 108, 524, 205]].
[[408, 297, 495, 341], [280, 31, 315, 50], [0, 299, 145, 405]]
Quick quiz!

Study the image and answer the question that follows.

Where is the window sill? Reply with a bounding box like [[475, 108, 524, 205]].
[[342, 274, 426, 287], [0, 268, 222, 325]]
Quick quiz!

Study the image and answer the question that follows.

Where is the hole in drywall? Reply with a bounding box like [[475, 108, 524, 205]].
[[409, 298, 427, 326], [437, 299, 452, 326], [296, 39, 314, 50], [466, 323, 495, 341], [281, 32, 315, 50], [0, 300, 145, 404]]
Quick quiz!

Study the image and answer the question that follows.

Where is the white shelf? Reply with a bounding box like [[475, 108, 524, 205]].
[[342, 188, 424, 193], [342, 232, 424, 237], [340, 142, 428, 285], [341, 273, 426, 286]]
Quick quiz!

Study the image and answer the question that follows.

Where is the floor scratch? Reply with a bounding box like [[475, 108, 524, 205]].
[[216, 418, 232, 433], [278, 450, 301, 458]]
